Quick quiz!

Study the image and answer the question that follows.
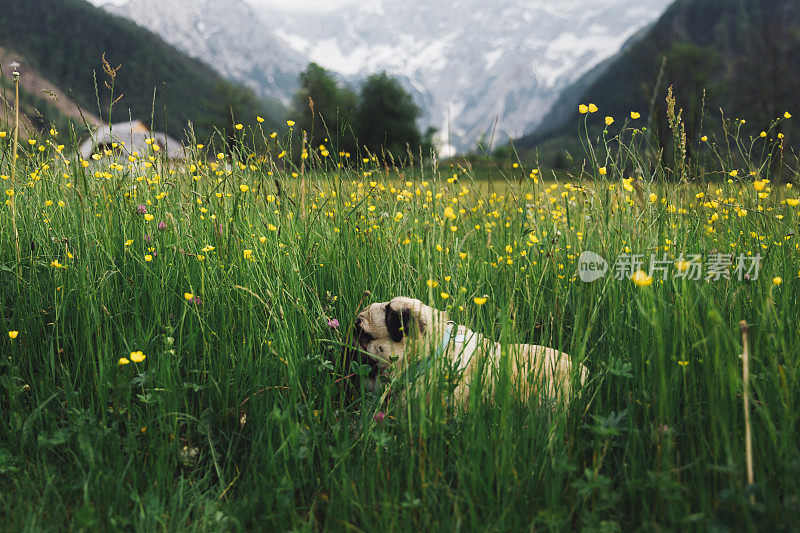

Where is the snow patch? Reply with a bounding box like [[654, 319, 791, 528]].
[[484, 49, 503, 70]]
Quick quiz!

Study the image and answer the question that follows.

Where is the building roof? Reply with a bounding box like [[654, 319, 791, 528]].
[[79, 120, 183, 159]]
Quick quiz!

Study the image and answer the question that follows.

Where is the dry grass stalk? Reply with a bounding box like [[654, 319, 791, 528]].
[[10, 65, 20, 270], [740, 320, 755, 503]]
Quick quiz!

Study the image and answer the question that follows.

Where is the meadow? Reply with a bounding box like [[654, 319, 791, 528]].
[[1, 105, 799, 531]]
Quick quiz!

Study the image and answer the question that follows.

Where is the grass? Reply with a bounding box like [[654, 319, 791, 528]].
[[1, 107, 800, 531]]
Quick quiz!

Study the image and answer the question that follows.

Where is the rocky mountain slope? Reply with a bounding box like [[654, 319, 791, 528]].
[[106, 0, 304, 104], [262, 0, 672, 153], [517, 0, 800, 151], [104, 0, 671, 153]]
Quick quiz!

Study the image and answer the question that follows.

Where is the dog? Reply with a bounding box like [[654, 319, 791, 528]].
[[349, 296, 588, 407]]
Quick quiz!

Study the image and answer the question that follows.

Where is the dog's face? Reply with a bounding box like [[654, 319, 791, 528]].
[[349, 297, 432, 378]]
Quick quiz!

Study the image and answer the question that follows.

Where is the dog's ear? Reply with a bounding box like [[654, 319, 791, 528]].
[[384, 302, 412, 343]]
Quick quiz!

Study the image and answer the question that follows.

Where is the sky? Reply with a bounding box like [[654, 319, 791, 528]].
[[88, 0, 367, 12]]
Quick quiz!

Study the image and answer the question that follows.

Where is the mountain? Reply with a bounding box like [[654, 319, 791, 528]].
[[101, 0, 671, 154], [0, 46, 102, 136], [106, 0, 304, 105], [263, 0, 673, 154], [0, 0, 283, 142], [518, 0, 800, 151]]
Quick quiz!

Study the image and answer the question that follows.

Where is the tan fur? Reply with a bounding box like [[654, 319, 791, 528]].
[[352, 296, 588, 407]]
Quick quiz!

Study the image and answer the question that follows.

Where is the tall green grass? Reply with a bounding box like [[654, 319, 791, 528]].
[[1, 108, 799, 530]]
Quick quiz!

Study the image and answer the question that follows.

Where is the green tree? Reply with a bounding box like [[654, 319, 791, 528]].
[[293, 63, 356, 153], [421, 126, 438, 158], [662, 42, 725, 141], [354, 72, 423, 162], [197, 82, 260, 152]]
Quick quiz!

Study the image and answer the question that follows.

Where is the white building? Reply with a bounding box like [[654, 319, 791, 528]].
[[78, 120, 183, 159]]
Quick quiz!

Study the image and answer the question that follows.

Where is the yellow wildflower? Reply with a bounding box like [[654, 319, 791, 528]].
[[631, 270, 653, 287]]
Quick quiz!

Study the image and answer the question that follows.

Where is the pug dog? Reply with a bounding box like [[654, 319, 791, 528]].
[[349, 296, 588, 406]]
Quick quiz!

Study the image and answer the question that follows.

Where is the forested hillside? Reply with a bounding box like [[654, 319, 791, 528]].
[[0, 0, 284, 140], [520, 0, 800, 156]]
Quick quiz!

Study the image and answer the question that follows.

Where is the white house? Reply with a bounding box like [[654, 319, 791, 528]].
[[79, 120, 183, 160]]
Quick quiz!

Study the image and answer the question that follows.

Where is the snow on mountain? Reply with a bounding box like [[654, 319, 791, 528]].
[[263, 0, 672, 154], [103, 0, 671, 153], [106, 0, 303, 103]]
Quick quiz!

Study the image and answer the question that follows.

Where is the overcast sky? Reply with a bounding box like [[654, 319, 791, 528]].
[[89, 0, 368, 12]]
